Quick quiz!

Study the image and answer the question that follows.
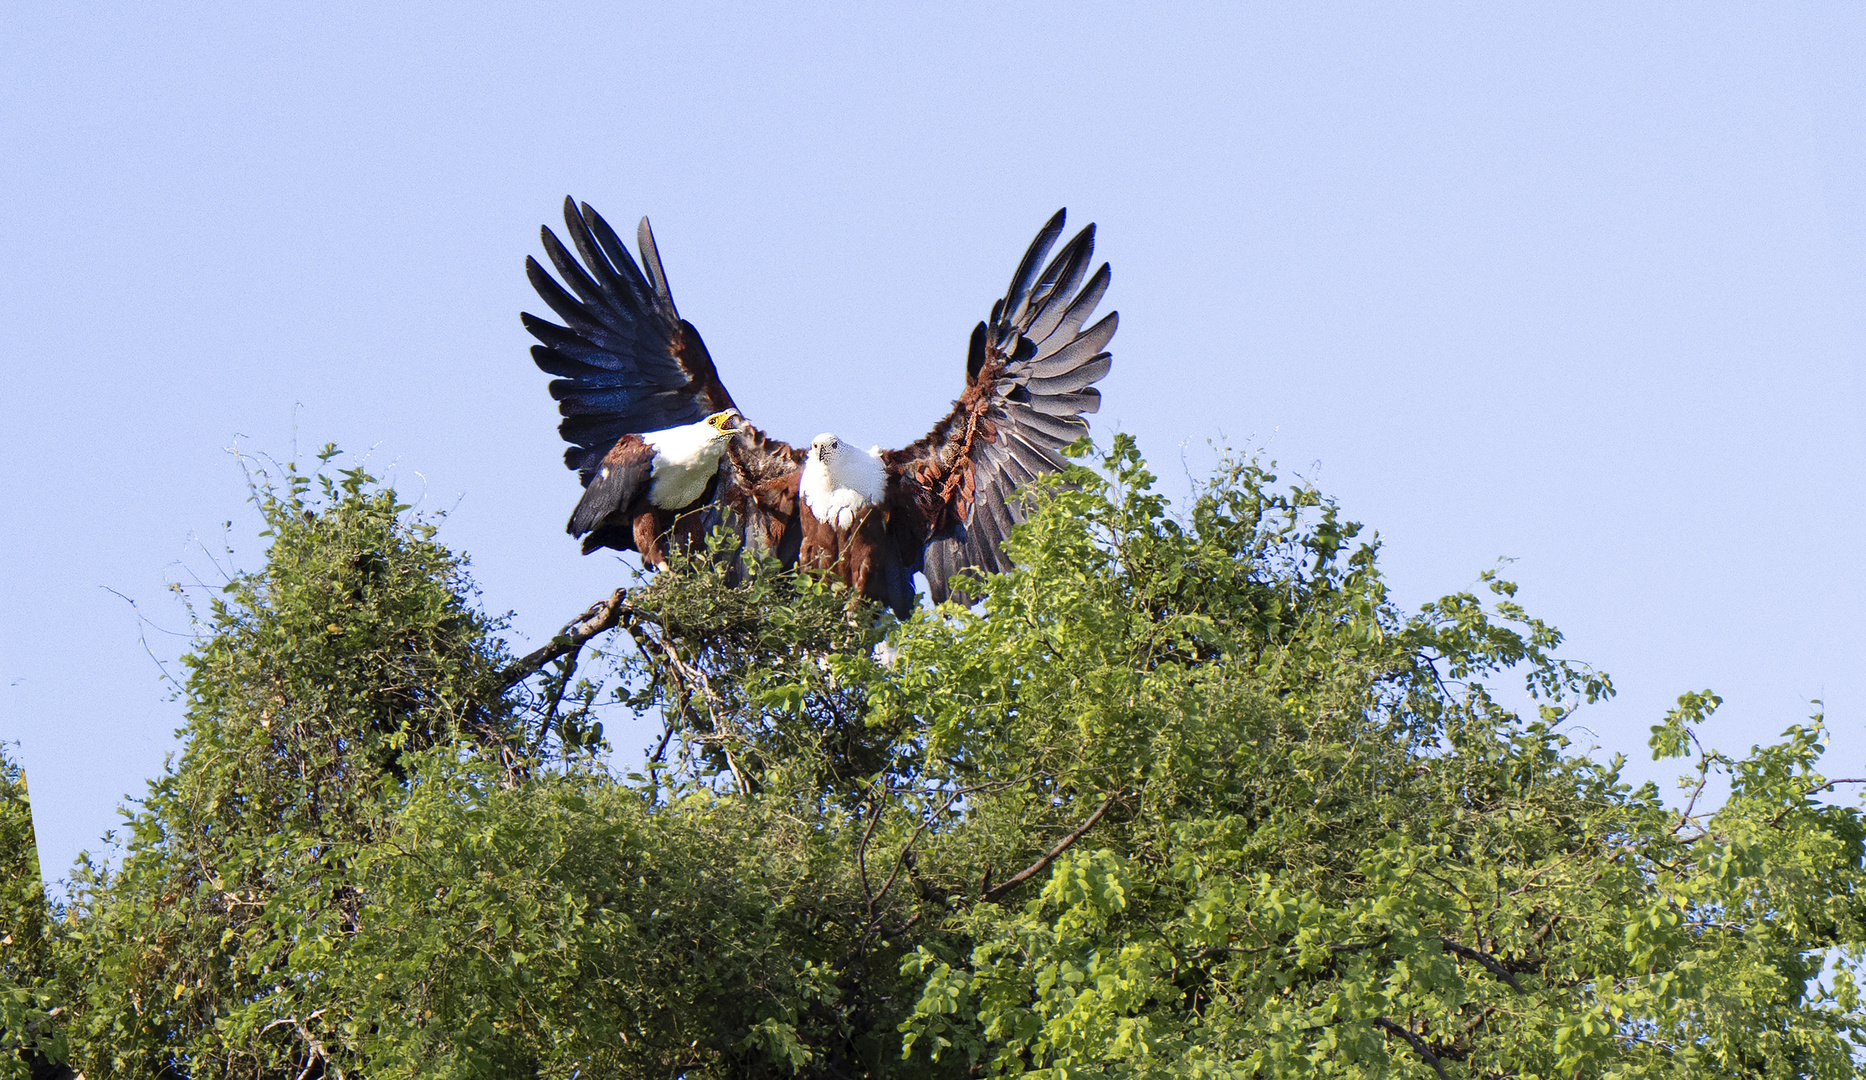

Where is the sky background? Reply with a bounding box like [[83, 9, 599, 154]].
[[4, 3, 1863, 885]]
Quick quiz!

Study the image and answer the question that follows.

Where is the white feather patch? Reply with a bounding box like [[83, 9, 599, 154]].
[[802, 437, 887, 529], [642, 419, 734, 509]]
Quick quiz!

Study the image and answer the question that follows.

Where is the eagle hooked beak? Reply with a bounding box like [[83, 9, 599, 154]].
[[706, 409, 744, 432]]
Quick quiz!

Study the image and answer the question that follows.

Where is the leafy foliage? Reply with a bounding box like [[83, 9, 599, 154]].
[[39, 438, 1866, 1077], [56, 449, 517, 1078], [0, 748, 63, 1080]]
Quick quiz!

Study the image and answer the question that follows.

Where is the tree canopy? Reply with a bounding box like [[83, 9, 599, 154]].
[[16, 438, 1866, 1078], [1, 746, 65, 1080]]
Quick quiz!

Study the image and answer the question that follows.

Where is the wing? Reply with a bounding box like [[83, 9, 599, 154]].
[[886, 210, 1116, 603], [524, 198, 738, 484], [568, 434, 656, 553]]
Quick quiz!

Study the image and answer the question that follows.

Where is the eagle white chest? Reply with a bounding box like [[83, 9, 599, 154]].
[[802, 438, 887, 529], [641, 422, 731, 509]]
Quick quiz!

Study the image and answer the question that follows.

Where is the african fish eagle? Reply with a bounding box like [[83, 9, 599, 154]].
[[524, 199, 1117, 616], [565, 407, 744, 564]]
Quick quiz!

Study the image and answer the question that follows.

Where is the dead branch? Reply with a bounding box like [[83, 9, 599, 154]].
[[501, 589, 637, 689]]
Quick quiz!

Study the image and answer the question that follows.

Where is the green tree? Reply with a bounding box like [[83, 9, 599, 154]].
[[57, 449, 518, 1078], [0, 747, 65, 1080], [45, 439, 1866, 1077]]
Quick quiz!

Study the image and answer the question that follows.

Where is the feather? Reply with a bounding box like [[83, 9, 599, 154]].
[[966, 322, 988, 384], [526, 322, 639, 370], [637, 217, 675, 308], [562, 201, 645, 317], [1038, 263, 1111, 350], [580, 203, 660, 311], [567, 436, 653, 536], [1026, 388, 1101, 417], [997, 437, 1057, 486], [1010, 409, 1090, 443], [531, 347, 609, 381], [976, 483, 1017, 547], [544, 366, 664, 396], [565, 445, 603, 478], [672, 321, 738, 414], [524, 256, 601, 330], [558, 414, 632, 450], [540, 228, 614, 313], [1021, 313, 1119, 378], [1027, 353, 1113, 395], [554, 387, 654, 415], [1024, 225, 1096, 341], [1001, 210, 1066, 327], [994, 448, 1039, 489], [1005, 431, 1069, 474]]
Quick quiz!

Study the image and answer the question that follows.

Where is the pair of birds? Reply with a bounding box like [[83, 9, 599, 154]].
[[524, 199, 1117, 617]]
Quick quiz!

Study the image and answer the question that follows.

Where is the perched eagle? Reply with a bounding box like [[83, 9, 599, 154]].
[[524, 199, 1116, 616]]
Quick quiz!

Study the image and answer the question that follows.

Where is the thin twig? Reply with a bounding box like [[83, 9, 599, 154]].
[[101, 587, 182, 690], [1670, 728, 1714, 836], [526, 642, 585, 757], [856, 784, 885, 915], [862, 789, 965, 942]]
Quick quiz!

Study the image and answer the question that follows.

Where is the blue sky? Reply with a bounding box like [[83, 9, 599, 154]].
[[4, 3, 1863, 882]]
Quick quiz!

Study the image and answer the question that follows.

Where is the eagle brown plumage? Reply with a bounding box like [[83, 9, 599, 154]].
[[524, 198, 1117, 616]]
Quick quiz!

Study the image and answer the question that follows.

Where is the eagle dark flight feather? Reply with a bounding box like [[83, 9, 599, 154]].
[[523, 198, 734, 484]]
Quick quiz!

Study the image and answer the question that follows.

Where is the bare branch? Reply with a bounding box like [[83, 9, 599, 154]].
[[501, 589, 637, 689], [983, 792, 1119, 904], [101, 586, 183, 690]]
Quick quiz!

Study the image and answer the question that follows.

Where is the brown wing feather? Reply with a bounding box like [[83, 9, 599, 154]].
[[671, 318, 738, 416]]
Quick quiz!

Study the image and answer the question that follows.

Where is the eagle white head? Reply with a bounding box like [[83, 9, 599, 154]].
[[637, 409, 743, 509], [802, 432, 887, 529]]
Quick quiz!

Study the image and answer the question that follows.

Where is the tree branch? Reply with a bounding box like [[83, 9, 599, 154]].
[[1439, 937, 1524, 993], [501, 589, 636, 689], [982, 792, 1118, 904], [1372, 1017, 1446, 1079], [526, 642, 585, 757], [866, 790, 964, 932]]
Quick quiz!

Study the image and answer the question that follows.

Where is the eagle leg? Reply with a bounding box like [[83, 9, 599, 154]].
[[634, 512, 667, 569]]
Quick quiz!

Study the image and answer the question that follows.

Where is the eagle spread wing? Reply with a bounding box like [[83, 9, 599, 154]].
[[885, 210, 1115, 603], [524, 197, 735, 485], [523, 200, 1116, 614]]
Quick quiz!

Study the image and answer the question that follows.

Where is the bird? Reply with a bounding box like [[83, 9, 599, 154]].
[[523, 198, 1117, 616], [564, 407, 745, 564]]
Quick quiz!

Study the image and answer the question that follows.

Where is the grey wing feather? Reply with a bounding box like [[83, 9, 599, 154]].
[[901, 210, 1118, 606]]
